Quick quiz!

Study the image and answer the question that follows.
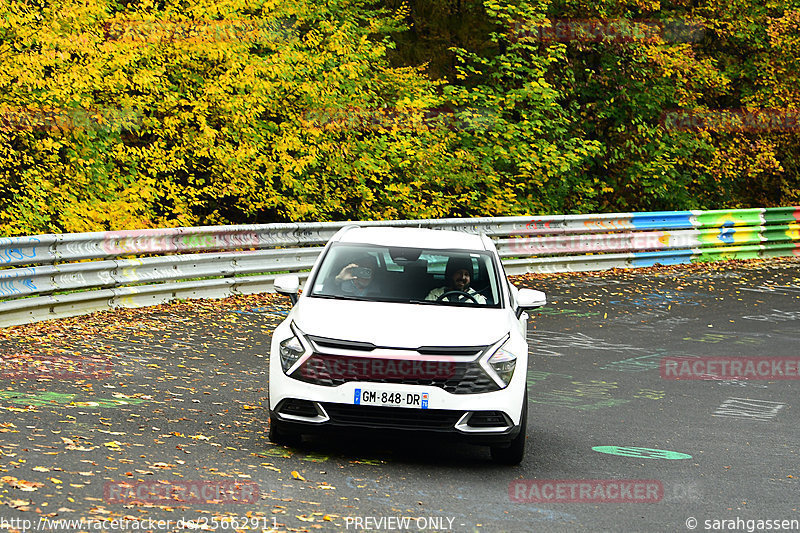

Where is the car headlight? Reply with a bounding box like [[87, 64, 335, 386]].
[[279, 328, 306, 374], [486, 341, 517, 387]]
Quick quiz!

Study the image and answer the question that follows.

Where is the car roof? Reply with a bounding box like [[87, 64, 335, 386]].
[[335, 226, 489, 251]]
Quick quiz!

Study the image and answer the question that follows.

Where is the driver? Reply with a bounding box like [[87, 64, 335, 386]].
[[425, 256, 486, 304]]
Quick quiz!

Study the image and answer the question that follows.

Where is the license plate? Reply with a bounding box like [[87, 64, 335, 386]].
[[354, 388, 429, 409]]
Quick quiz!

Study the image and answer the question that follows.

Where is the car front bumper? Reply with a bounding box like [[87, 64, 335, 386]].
[[271, 397, 523, 445], [268, 373, 526, 446]]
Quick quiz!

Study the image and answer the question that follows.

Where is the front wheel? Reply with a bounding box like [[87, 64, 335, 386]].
[[490, 392, 527, 465]]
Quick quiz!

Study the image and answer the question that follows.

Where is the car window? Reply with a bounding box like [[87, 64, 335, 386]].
[[308, 243, 502, 307]]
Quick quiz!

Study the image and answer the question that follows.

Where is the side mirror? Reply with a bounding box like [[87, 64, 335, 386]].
[[516, 288, 546, 317], [274, 274, 300, 305]]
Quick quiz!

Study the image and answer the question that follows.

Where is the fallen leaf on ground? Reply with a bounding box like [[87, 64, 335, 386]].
[[5, 498, 33, 511], [16, 480, 45, 491]]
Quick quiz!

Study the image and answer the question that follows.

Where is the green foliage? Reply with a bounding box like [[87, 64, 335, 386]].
[[0, 0, 798, 236], [0, 0, 460, 233], [442, 1, 603, 215], [381, 0, 497, 81]]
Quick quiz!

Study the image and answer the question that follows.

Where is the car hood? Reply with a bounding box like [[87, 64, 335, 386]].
[[291, 298, 509, 348]]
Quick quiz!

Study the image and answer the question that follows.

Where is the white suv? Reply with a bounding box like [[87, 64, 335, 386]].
[[268, 226, 545, 464]]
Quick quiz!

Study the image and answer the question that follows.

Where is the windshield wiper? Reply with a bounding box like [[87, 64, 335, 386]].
[[308, 294, 361, 301]]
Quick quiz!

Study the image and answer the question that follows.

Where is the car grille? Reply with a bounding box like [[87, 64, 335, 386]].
[[290, 354, 499, 394], [321, 403, 463, 430]]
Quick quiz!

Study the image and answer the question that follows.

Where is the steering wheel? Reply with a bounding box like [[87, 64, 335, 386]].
[[436, 290, 479, 304]]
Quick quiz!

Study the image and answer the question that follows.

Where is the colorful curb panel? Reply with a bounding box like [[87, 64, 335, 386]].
[[630, 211, 694, 230], [1, 206, 798, 307], [500, 206, 799, 265]]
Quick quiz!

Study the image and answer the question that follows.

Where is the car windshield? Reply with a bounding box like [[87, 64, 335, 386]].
[[307, 243, 502, 307]]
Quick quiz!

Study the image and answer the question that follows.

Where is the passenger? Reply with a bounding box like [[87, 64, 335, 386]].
[[425, 256, 486, 304], [334, 254, 379, 297]]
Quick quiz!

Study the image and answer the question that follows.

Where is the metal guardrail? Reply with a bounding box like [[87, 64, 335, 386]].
[[1, 207, 798, 327]]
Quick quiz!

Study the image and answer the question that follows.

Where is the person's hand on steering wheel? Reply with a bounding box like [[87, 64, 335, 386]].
[[436, 290, 479, 304]]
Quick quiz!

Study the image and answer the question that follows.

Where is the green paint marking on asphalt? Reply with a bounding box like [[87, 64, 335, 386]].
[[265, 447, 292, 459], [300, 452, 330, 463], [592, 446, 692, 460], [263, 446, 383, 465], [0, 390, 146, 408]]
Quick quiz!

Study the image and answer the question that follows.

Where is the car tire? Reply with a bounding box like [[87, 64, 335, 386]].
[[269, 413, 302, 447], [490, 390, 527, 465]]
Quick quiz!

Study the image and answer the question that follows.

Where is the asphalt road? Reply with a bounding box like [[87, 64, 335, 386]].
[[0, 257, 798, 533]]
